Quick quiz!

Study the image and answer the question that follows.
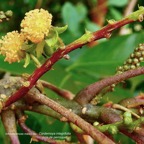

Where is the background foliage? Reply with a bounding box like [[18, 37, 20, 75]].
[[0, 0, 144, 143]]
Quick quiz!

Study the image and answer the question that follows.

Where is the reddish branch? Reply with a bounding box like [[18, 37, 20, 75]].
[[17, 110, 69, 144], [27, 89, 115, 144], [40, 80, 75, 100], [75, 67, 144, 105], [4, 18, 134, 107], [120, 130, 144, 144]]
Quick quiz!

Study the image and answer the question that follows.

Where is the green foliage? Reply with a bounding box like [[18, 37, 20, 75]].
[[108, 0, 128, 7], [61, 2, 87, 36], [123, 112, 133, 125], [0, 0, 144, 144], [64, 32, 144, 89], [126, 6, 144, 21], [109, 7, 123, 20]]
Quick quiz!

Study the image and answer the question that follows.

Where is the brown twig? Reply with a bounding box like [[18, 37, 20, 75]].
[[27, 89, 116, 144], [4, 17, 135, 108], [120, 129, 144, 144], [1, 110, 20, 144], [16, 110, 69, 144], [75, 67, 144, 105], [40, 80, 75, 100]]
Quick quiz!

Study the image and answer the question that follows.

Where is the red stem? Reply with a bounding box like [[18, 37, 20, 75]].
[[75, 67, 144, 105], [40, 80, 75, 100], [4, 18, 134, 107], [19, 121, 69, 144]]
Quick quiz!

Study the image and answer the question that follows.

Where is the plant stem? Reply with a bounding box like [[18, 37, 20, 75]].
[[75, 67, 144, 105], [16, 110, 69, 144], [1, 110, 20, 144], [27, 90, 116, 144], [4, 17, 135, 108], [40, 80, 75, 100]]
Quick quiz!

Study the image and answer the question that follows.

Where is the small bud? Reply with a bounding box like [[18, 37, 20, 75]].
[[135, 47, 139, 51], [139, 57, 144, 62], [117, 71, 123, 74], [130, 53, 134, 58], [136, 63, 140, 67], [133, 58, 139, 64], [141, 51, 144, 56], [135, 52, 141, 57], [22, 81, 30, 87], [138, 45, 144, 50], [111, 84, 116, 88], [93, 121, 99, 127], [139, 107, 143, 114], [0, 14, 6, 19], [117, 66, 123, 71], [5, 10, 13, 17], [123, 112, 133, 125], [138, 14, 144, 22], [63, 54, 70, 60], [82, 107, 87, 114], [107, 19, 116, 24], [127, 58, 132, 64], [124, 65, 129, 70], [0, 94, 7, 100], [104, 33, 112, 39], [130, 65, 136, 69], [108, 125, 118, 134]]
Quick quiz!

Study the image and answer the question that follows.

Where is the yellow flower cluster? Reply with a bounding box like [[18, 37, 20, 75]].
[[0, 31, 25, 63], [0, 9, 52, 63], [21, 9, 52, 43]]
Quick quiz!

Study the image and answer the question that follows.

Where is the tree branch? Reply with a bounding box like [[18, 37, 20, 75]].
[[16, 110, 69, 144], [1, 109, 20, 144], [27, 89, 116, 144], [74, 67, 144, 105], [4, 17, 135, 108], [40, 80, 75, 100]]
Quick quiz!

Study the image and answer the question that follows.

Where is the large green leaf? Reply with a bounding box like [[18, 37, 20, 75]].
[[60, 32, 144, 93], [61, 2, 87, 36]]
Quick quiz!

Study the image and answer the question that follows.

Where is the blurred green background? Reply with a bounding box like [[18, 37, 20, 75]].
[[0, 0, 144, 143]]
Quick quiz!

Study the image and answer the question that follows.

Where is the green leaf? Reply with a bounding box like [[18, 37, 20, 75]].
[[109, 7, 122, 20], [85, 20, 100, 32], [62, 2, 79, 34], [60, 32, 144, 94], [23, 53, 30, 68], [35, 40, 45, 58], [54, 25, 68, 34], [43, 44, 54, 56], [108, 0, 128, 7], [126, 6, 144, 21], [45, 30, 58, 48], [21, 43, 36, 53], [44, 29, 59, 56], [76, 3, 87, 22]]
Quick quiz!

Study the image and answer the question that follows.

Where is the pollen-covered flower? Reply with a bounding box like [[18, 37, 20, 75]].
[[21, 9, 52, 43], [0, 31, 25, 63]]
